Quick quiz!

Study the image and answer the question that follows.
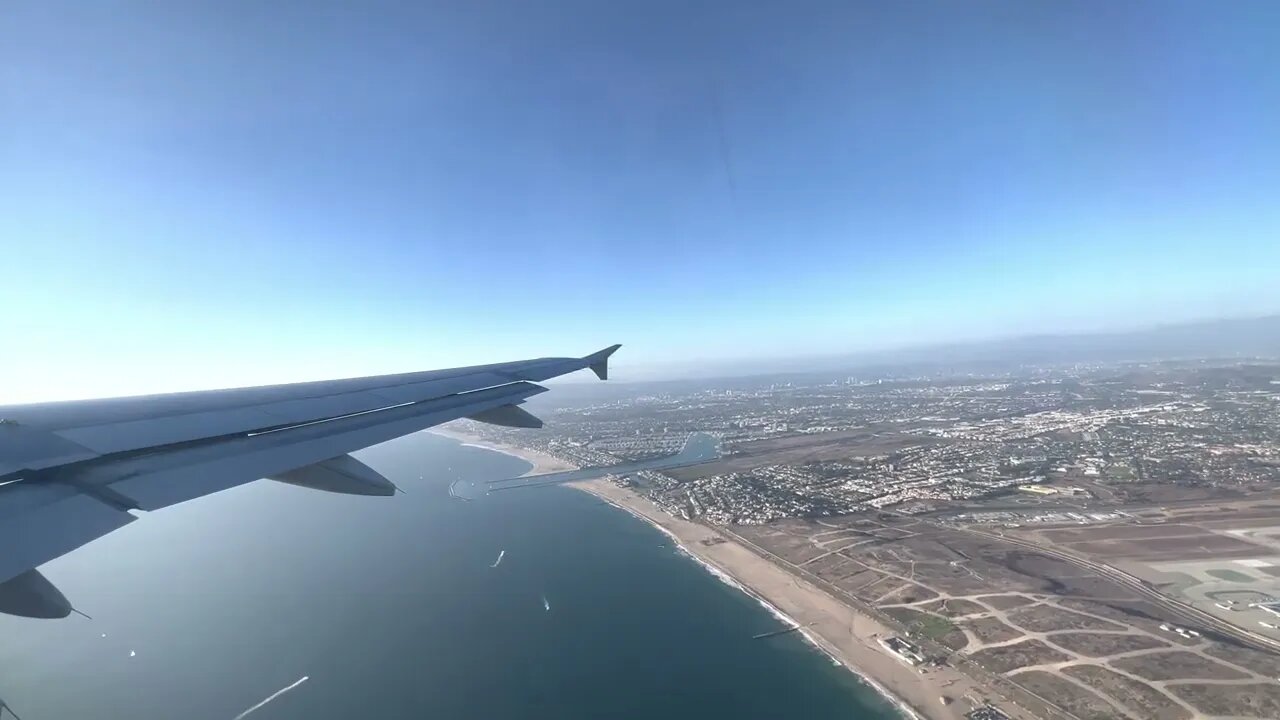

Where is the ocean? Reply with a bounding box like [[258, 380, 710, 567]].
[[0, 432, 904, 720]]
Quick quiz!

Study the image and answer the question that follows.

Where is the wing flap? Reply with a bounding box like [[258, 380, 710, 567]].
[[56, 406, 283, 454], [269, 455, 397, 496], [64, 381, 547, 511], [467, 404, 543, 428], [0, 422, 99, 476]]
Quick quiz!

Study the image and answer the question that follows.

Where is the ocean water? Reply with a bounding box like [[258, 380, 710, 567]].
[[0, 433, 903, 720]]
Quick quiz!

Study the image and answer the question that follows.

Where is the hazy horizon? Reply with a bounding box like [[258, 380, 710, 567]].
[[1, 313, 1276, 404]]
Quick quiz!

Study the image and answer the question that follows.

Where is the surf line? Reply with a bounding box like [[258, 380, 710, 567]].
[[232, 676, 309, 720]]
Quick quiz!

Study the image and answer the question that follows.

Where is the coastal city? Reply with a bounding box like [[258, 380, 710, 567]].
[[456, 358, 1280, 720], [471, 359, 1280, 524]]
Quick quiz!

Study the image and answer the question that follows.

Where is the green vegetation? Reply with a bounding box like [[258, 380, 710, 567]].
[[1106, 464, 1137, 481], [881, 608, 959, 642], [915, 613, 958, 640], [1207, 569, 1255, 583]]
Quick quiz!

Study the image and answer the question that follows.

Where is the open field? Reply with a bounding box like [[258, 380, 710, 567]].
[[1061, 665, 1191, 720], [969, 640, 1069, 674], [1055, 598, 1201, 646], [1039, 524, 1210, 542], [1207, 567, 1255, 582], [1015, 513, 1278, 560], [1171, 683, 1280, 717], [975, 594, 1036, 610], [1005, 605, 1124, 632], [877, 582, 938, 604], [1112, 650, 1250, 680], [723, 509, 1280, 719], [1207, 642, 1280, 676], [1004, 512, 1280, 646], [963, 616, 1023, 644], [1020, 521, 1271, 561], [1007, 671, 1121, 720], [1046, 632, 1168, 657], [1111, 483, 1250, 504], [917, 598, 986, 617], [1162, 502, 1280, 525], [1069, 535, 1267, 561], [882, 607, 967, 650]]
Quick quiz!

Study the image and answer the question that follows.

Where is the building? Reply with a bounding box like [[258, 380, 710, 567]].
[[879, 636, 925, 665]]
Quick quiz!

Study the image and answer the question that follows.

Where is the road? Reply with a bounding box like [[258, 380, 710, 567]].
[[947, 521, 1280, 655]]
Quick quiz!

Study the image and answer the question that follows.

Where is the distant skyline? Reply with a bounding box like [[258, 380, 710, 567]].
[[3, 1, 1279, 402]]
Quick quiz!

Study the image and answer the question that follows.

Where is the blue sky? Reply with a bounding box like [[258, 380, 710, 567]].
[[3, 1, 1279, 400]]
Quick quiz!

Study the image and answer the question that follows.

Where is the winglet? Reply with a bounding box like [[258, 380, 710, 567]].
[[585, 344, 621, 380]]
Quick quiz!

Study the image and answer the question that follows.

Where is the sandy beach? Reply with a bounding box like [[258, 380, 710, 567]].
[[429, 425, 577, 475], [428, 424, 995, 720]]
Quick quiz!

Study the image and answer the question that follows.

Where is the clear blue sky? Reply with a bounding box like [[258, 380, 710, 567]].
[[3, 1, 1279, 400]]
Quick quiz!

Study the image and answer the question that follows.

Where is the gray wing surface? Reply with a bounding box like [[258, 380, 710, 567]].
[[0, 345, 619, 617]]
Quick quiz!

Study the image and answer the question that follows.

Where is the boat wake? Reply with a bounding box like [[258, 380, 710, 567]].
[[231, 676, 309, 720]]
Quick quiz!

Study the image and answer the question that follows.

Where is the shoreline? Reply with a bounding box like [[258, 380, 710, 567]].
[[428, 424, 979, 720], [429, 426, 576, 476], [588, 488, 926, 720]]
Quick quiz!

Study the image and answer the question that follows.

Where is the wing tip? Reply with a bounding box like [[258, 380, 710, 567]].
[[586, 344, 622, 380]]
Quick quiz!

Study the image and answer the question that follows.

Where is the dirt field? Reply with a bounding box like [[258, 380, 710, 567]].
[[1008, 670, 1120, 720], [883, 606, 934, 626], [1046, 632, 1167, 657], [917, 598, 986, 617], [750, 529, 830, 564], [1040, 524, 1205, 541], [975, 594, 1036, 610], [1005, 605, 1124, 632], [1164, 503, 1280, 525], [1171, 683, 1280, 718], [1205, 643, 1280, 676], [1057, 599, 1201, 646], [963, 616, 1023, 644], [753, 516, 1150, 606], [1024, 519, 1271, 561], [850, 574, 904, 603], [877, 582, 938, 604], [1113, 650, 1251, 680], [968, 639, 1069, 674], [1061, 665, 1191, 720], [833, 569, 888, 598], [1075, 534, 1269, 561], [1112, 483, 1246, 504]]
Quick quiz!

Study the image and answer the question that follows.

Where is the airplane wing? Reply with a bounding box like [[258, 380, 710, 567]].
[[0, 344, 620, 618]]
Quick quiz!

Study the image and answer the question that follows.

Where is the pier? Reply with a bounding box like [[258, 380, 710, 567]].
[[752, 623, 811, 640]]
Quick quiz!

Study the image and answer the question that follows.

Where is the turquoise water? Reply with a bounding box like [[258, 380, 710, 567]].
[[0, 433, 902, 719]]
